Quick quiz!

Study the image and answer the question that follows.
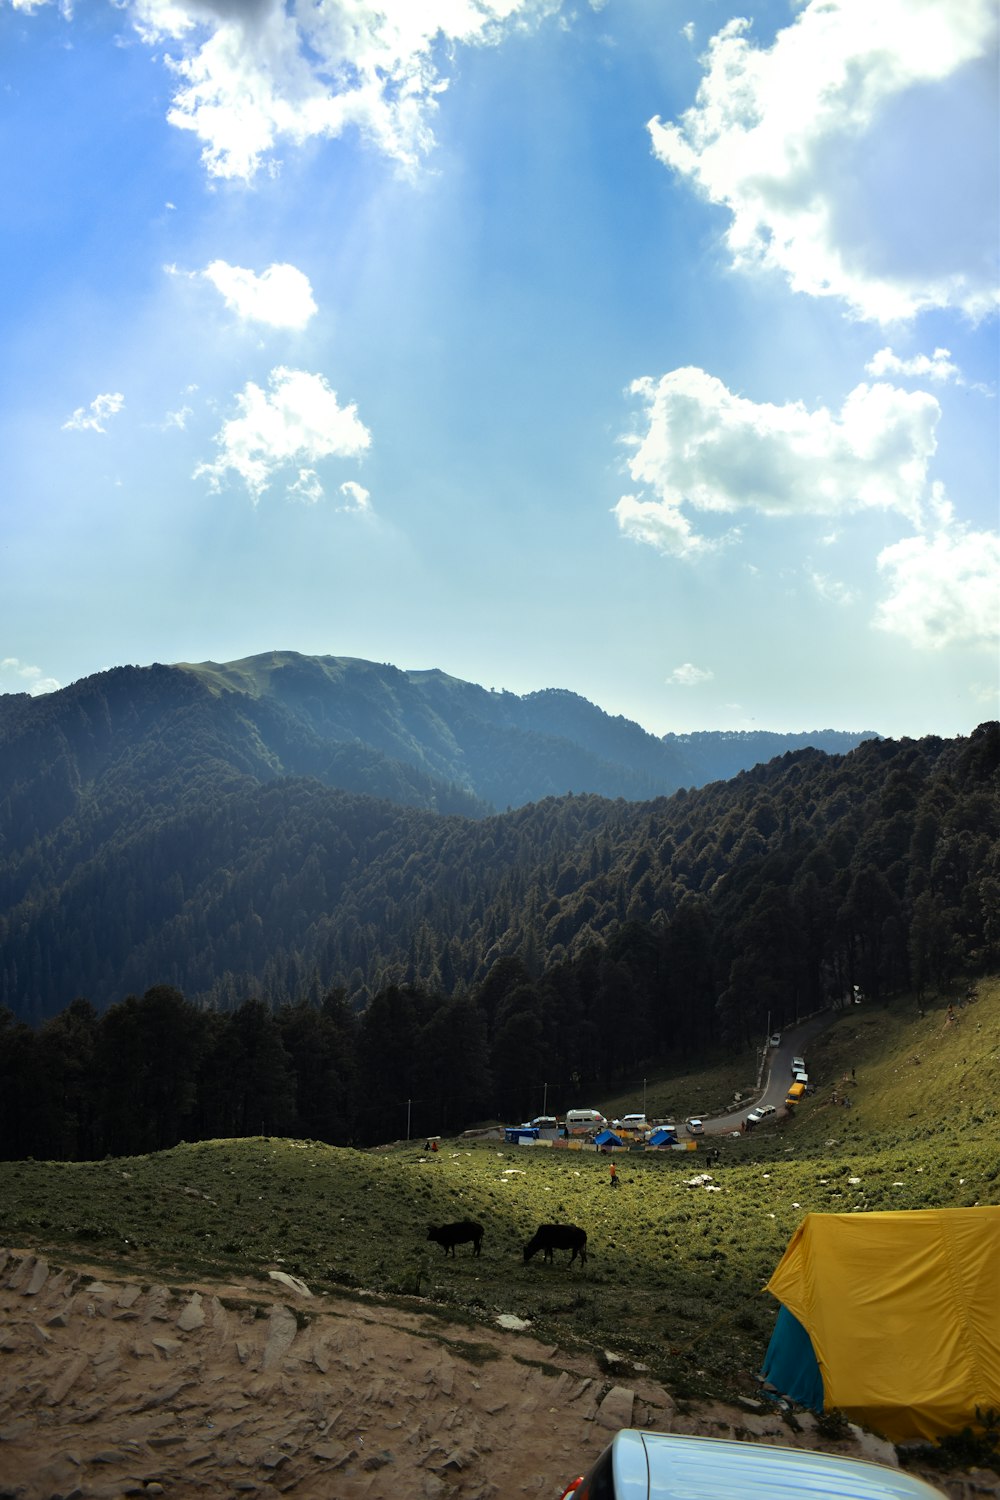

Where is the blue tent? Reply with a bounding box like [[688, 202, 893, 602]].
[[760, 1305, 825, 1413], [648, 1127, 678, 1146], [594, 1129, 623, 1147]]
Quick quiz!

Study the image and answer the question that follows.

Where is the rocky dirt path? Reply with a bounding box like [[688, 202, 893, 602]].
[[0, 1249, 992, 1499]]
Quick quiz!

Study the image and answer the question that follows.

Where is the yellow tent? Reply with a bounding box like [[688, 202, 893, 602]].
[[764, 1206, 1000, 1441]]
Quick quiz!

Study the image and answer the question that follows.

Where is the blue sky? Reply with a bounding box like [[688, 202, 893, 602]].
[[1, 0, 997, 739]]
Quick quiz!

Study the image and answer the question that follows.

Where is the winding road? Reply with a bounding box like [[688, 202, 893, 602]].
[[700, 1010, 835, 1137]]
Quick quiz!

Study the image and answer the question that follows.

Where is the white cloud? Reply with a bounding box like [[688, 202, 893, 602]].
[[649, 0, 999, 321], [809, 571, 858, 606], [614, 367, 940, 556], [201, 260, 317, 329], [866, 347, 961, 383], [681, 21, 695, 44], [338, 480, 371, 512], [613, 492, 712, 559], [162, 405, 192, 430], [667, 662, 713, 686], [9, 0, 71, 12], [874, 511, 1000, 650], [61, 392, 125, 433], [122, 0, 562, 181], [0, 658, 61, 695], [288, 468, 324, 503], [195, 365, 370, 501]]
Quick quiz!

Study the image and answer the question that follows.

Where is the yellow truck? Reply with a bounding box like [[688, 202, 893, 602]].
[[786, 1081, 806, 1106]]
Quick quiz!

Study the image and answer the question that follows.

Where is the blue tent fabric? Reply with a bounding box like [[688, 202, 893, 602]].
[[594, 1129, 623, 1147], [649, 1128, 677, 1146], [760, 1305, 825, 1414]]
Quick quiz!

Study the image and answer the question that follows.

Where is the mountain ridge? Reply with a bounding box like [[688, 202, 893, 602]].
[[171, 649, 878, 805]]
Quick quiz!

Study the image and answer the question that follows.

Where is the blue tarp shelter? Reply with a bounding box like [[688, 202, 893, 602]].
[[648, 1127, 678, 1146], [594, 1129, 623, 1148]]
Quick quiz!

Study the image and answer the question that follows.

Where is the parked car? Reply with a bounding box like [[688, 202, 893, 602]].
[[758, 1103, 776, 1115], [745, 1108, 765, 1126], [684, 1117, 704, 1134], [558, 1430, 947, 1500], [523, 1116, 559, 1131], [791, 1055, 805, 1073], [769, 1032, 781, 1046]]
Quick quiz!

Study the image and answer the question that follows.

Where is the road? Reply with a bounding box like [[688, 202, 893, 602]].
[[700, 1011, 835, 1137]]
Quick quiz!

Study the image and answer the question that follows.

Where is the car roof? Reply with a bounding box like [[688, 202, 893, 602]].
[[609, 1431, 944, 1500]]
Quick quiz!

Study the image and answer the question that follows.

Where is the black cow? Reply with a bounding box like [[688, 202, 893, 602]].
[[523, 1223, 587, 1266], [427, 1219, 484, 1257]]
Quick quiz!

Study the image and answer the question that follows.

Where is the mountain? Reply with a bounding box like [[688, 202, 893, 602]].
[[661, 729, 884, 784], [174, 652, 698, 805], [0, 645, 995, 1028], [174, 651, 877, 803]]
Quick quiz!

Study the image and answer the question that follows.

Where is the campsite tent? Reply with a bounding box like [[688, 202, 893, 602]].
[[648, 1127, 678, 1147], [593, 1129, 623, 1148], [761, 1207, 1000, 1441]]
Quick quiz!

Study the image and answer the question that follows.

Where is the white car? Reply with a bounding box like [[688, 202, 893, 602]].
[[769, 1032, 781, 1046], [758, 1103, 776, 1115], [791, 1056, 805, 1073], [745, 1108, 765, 1125], [558, 1430, 946, 1500], [685, 1117, 704, 1135]]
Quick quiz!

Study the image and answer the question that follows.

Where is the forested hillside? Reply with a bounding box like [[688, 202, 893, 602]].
[[1, 654, 997, 1131]]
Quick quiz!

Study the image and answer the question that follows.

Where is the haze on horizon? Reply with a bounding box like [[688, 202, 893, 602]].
[[2, 0, 997, 743]]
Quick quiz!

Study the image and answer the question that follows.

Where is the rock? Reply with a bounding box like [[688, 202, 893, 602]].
[[7, 1256, 32, 1291], [25, 1258, 50, 1296], [260, 1450, 289, 1471], [152, 1337, 182, 1358], [262, 1306, 298, 1372], [144, 1286, 173, 1322], [595, 1386, 634, 1431], [267, 1271, 312, 1297], [177, 1293, 206, 1332], [47, 1353, 90, 1405], [846, 1423, 898, 1468]]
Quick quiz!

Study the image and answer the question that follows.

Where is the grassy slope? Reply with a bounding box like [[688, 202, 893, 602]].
[[1, 981, 997, 1414]]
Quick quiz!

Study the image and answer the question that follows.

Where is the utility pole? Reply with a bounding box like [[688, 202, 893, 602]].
[[643, 1078, 647, 1115], [543, 1082, 548, 1116], [406, 1099, 411, 1141]]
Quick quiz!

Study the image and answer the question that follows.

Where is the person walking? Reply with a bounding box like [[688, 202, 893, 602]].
[[609, 1161, 619, 1188]]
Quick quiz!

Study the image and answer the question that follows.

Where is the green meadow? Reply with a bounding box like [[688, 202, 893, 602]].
[[2, 982, 997, 1410]]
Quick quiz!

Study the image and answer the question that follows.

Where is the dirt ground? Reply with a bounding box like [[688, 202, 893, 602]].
[[0, 1249, 994, 1499]]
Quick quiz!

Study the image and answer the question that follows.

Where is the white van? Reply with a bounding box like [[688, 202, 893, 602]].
[[565, 1108, 607, 1135]]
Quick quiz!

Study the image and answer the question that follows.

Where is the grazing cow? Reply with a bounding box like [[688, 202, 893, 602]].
[[523, 1223, 587, 1266], [427, 1219, 484, 1257]]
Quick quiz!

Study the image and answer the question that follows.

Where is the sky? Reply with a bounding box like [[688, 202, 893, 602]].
[[1, 0, 998, 740]]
